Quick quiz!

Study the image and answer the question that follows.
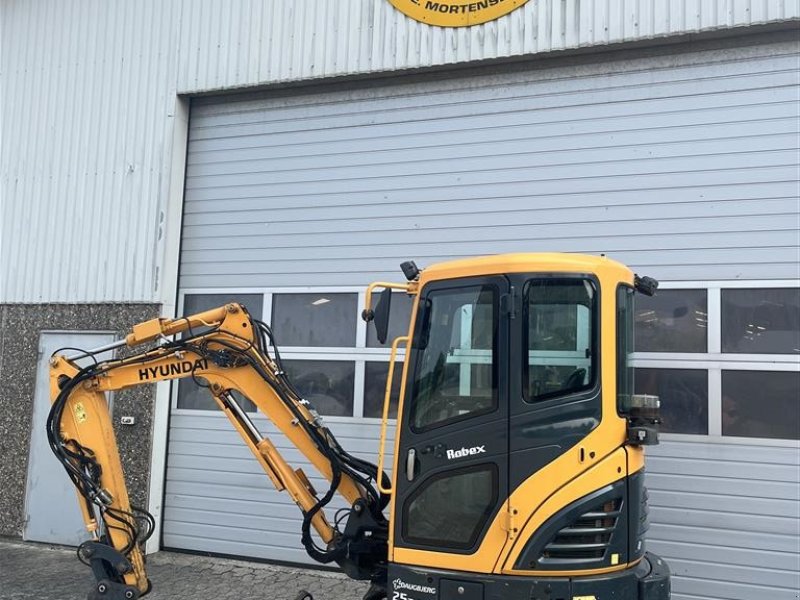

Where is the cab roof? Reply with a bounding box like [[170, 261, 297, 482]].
[[418, 253, 633, 285]]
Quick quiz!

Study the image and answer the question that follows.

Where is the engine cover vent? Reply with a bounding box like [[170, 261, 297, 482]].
[[513, 479, 630, 572], [540, 497, 622, 563]]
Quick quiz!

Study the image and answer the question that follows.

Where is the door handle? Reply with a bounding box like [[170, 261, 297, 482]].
[[406, 448, 416, 482]]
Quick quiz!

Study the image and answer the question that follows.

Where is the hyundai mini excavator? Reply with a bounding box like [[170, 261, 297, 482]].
[[48, 253, 670, 600]]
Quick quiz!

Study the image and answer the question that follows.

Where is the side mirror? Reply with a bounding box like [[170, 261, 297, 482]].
[[374, 287, 393, 345], [634, 275, 659, 297]]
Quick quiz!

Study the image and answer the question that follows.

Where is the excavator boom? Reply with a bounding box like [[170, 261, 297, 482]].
[[48, 302, 396, 599]]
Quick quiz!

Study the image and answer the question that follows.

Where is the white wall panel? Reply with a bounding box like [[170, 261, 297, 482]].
[[178, 39, 800, 289], [175, 0, 800, 92], [163, 413, 393, 566], [0, 0, 183, 302], [1, 0, 798, 302], [647, 440, 800, 600]]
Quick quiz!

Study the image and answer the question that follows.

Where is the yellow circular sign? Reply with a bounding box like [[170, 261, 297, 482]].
[[389, 0, 531, 27]]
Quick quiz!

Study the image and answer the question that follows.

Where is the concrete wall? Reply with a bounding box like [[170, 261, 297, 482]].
[[0, 304, 159, 536]]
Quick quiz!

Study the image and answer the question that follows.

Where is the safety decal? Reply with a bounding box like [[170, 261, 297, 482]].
[[74, 402, 88, 424]]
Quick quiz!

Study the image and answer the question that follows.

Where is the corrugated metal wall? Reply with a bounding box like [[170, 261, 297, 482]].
[[174, 0, 800, 92], [179, 38, 800, 288], [648, 440, 800, 600], [165, 414, 394, 565], [1, 0, 798, 302], [165, 38, 800, 600], [0, 0, 183, 302]]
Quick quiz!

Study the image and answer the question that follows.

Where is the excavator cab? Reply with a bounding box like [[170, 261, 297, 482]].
[[368, 254, 669, 599], [47, 253, 669, 600]]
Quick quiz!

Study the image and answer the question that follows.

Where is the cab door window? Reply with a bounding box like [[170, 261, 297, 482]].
[[403, 465, 497, 549], [410, 285, 498, 431], [525, 279, 597, 401]]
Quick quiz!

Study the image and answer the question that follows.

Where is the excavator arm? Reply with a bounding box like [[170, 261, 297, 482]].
[[48, 303, 393, 599]]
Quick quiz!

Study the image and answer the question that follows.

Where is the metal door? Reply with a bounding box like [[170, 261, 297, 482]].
[[393, 277, 509, 557], [23, 331, 115, 545]]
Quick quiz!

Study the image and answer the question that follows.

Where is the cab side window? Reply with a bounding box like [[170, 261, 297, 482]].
[[525, 279, 597, 401]]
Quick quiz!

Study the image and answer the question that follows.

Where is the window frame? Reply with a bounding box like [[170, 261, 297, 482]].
[[630, 279, 800, 445]]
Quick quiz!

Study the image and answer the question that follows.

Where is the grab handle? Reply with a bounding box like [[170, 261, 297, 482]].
[[377, 335, 408, 495]]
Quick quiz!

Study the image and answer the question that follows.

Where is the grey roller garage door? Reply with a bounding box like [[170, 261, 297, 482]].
[[164, 35, 800, 600]]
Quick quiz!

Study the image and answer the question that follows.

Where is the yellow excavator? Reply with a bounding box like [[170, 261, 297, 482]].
[[48, 253, 670, 600]]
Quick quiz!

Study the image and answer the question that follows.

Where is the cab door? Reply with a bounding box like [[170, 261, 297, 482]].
[[508, 275, 601, 493], [392, 276, 509, 569]]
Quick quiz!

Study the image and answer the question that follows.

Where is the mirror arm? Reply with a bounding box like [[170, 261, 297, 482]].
[[362, 282, 415, 321]]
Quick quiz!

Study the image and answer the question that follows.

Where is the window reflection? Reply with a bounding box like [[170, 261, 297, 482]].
[[364, 361, 403, 419], [282, 360, 355, 417], [177, 293, 263, 411], [721, 289, 800, 354], [617, 286, 635, 414], [404, 466, 496, 549], [635, 290, 707, 353], [526, 279, 596, 401], [635, 368, 708, 434], [411, 285, 497, 431], [272, 293, 357, 347], [722, 371, 800, 439]]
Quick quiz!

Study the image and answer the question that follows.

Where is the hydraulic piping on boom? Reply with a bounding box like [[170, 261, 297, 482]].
[[48, 303, 394, 600]]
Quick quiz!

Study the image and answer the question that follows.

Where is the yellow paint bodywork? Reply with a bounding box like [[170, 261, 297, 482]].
[[388, 253, 641, 576]]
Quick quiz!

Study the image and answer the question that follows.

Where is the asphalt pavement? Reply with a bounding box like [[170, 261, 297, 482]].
[[0, 540, 368, 600]]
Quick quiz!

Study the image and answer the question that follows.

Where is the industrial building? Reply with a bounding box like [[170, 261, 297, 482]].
[[1, 2, 798, 599]]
